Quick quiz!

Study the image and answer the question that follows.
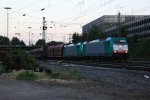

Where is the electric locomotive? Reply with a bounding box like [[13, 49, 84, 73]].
[[106, 37, 128, 60], [82, 37, 128, 60]]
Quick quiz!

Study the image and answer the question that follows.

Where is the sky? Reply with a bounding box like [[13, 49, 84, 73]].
[[0, 0, 150, 45]]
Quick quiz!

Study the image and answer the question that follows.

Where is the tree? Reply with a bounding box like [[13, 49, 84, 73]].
[[120, 26, 128, 37], [110, 26, 128, 37], [88, 25, 107, 40], [72, 33, 82, 43], [111, 32, 118, 37], [11, 37, 21, 45], [47, 41, 63, 46], [81, 33, 88, 42], [3, 37, 10, 45], [72, 26, 108, 43], [88, 25, 100, 41], [35, 39, 45, 46], [2, 49, 38, 72], [0, 36, 3, 45], [0, 36, 10, 45], [11, 37, 26, 46], [20, 40, 26, 46], [129, 34, 138, 43]]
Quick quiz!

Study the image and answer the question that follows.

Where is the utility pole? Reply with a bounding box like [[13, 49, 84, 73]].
[[27, 27, 31, 46], [118, 12, 121, 37], [4, 7, 11, 38], [69, 34, 72, 43], [42, 17, 47, 42]]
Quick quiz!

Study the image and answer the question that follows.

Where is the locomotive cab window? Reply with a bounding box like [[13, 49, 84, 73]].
[[113, 40, 127, 45]]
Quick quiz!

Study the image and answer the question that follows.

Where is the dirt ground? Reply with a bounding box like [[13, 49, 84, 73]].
[[0, 77, 149, 100]]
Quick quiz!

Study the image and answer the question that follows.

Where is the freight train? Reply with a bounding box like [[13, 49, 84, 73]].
[[29, 37, 128, 61]]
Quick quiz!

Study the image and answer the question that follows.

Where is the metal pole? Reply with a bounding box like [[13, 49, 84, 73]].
[[69, 34, 72, 43], [43, 17, 46, 41], [7, 10, 9, 38], [4, 7, 11, 38], [28, 27, 31, 46], [29, 29, 30, 46], [118, 12, 121, 37]]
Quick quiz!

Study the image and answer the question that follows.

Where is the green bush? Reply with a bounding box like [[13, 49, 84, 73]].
[[16, 71, 37, 81], [50, 68, 81, 80], [2, 49, 38, 72], [129, 39, 150, 60]]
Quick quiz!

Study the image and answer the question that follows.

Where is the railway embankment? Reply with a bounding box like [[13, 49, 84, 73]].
[[129, 39, 150, 61]]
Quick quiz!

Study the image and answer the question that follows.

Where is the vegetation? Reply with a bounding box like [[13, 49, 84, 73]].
[[0, 36, 26, 46], [88, 25, 103, 41], [47, 41, 63, 46], [35, 39, 45, 46], [72, 25, 128, 44], [2, 49, 38, 72], [128, 39, 150, 61], [11, 37, 26, 46], [15, 68, 80, 81], [72, 26, 107, 43], [50, 68, 81, 80], [16, 71, 38, 81], [0, 36, 10, 45], [72, 33, 82, 43]]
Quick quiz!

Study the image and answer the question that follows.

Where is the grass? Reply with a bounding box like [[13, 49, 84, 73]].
[[16, 68, 81, 81], [16, 71, 38, 81], [128, 57, 150, 61], [50, 68, 81, 80]]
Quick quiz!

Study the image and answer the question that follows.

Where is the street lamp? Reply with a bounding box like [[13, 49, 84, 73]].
[[4, 7, 11, 38], [27, 27, 32, 46]]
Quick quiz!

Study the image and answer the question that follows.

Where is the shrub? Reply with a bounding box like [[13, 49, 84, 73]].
[[16, 71, 37, 81], [2, 49, 38, 72], [129, 39, 150, 60], [50, 68, 80, 80]]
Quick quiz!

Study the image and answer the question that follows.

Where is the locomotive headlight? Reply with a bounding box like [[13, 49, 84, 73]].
[[114, 50, 117, 53], [119, 45, 122, 48]]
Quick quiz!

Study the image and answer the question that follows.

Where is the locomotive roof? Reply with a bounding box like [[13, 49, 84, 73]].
[[106, 37, 127, 41]]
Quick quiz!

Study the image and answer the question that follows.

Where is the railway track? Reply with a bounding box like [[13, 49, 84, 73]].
[[57, 60, 150, 72], [38, 59, 150, 72], [38, 59, 150, 83]]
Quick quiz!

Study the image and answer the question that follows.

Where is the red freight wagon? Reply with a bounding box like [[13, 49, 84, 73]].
[[53, 44, 64, 58], [47, 45, 55, 58]]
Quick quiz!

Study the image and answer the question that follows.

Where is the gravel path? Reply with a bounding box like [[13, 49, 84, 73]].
[[0, 78, 106, 100]]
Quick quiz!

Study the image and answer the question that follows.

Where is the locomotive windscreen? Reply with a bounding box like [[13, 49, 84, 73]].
[[113, 39, 127, 45]]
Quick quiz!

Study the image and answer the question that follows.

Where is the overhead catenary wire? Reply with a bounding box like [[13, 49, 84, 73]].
[[7, 0, 147, 29], [1, 0, 150, 43], [56, 0, 148, 25], [56, 0, 115, 23], [3, 0, 149, 27], [6, 0, 145, 28]]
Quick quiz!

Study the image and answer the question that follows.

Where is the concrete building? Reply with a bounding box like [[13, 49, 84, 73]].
[[125, 16, 150, 39], [82, 15, 150, 39]]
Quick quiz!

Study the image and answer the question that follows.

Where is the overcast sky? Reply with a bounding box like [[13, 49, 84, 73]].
[[0, 0, 150, 45]]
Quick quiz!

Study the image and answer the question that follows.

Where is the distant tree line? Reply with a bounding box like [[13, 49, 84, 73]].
[[72, 25, 128, 43], [0, 24, 129, 47], [0, 36, 26, 46], [35, 39, 63, 46], [0, 36, 64, 47]]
